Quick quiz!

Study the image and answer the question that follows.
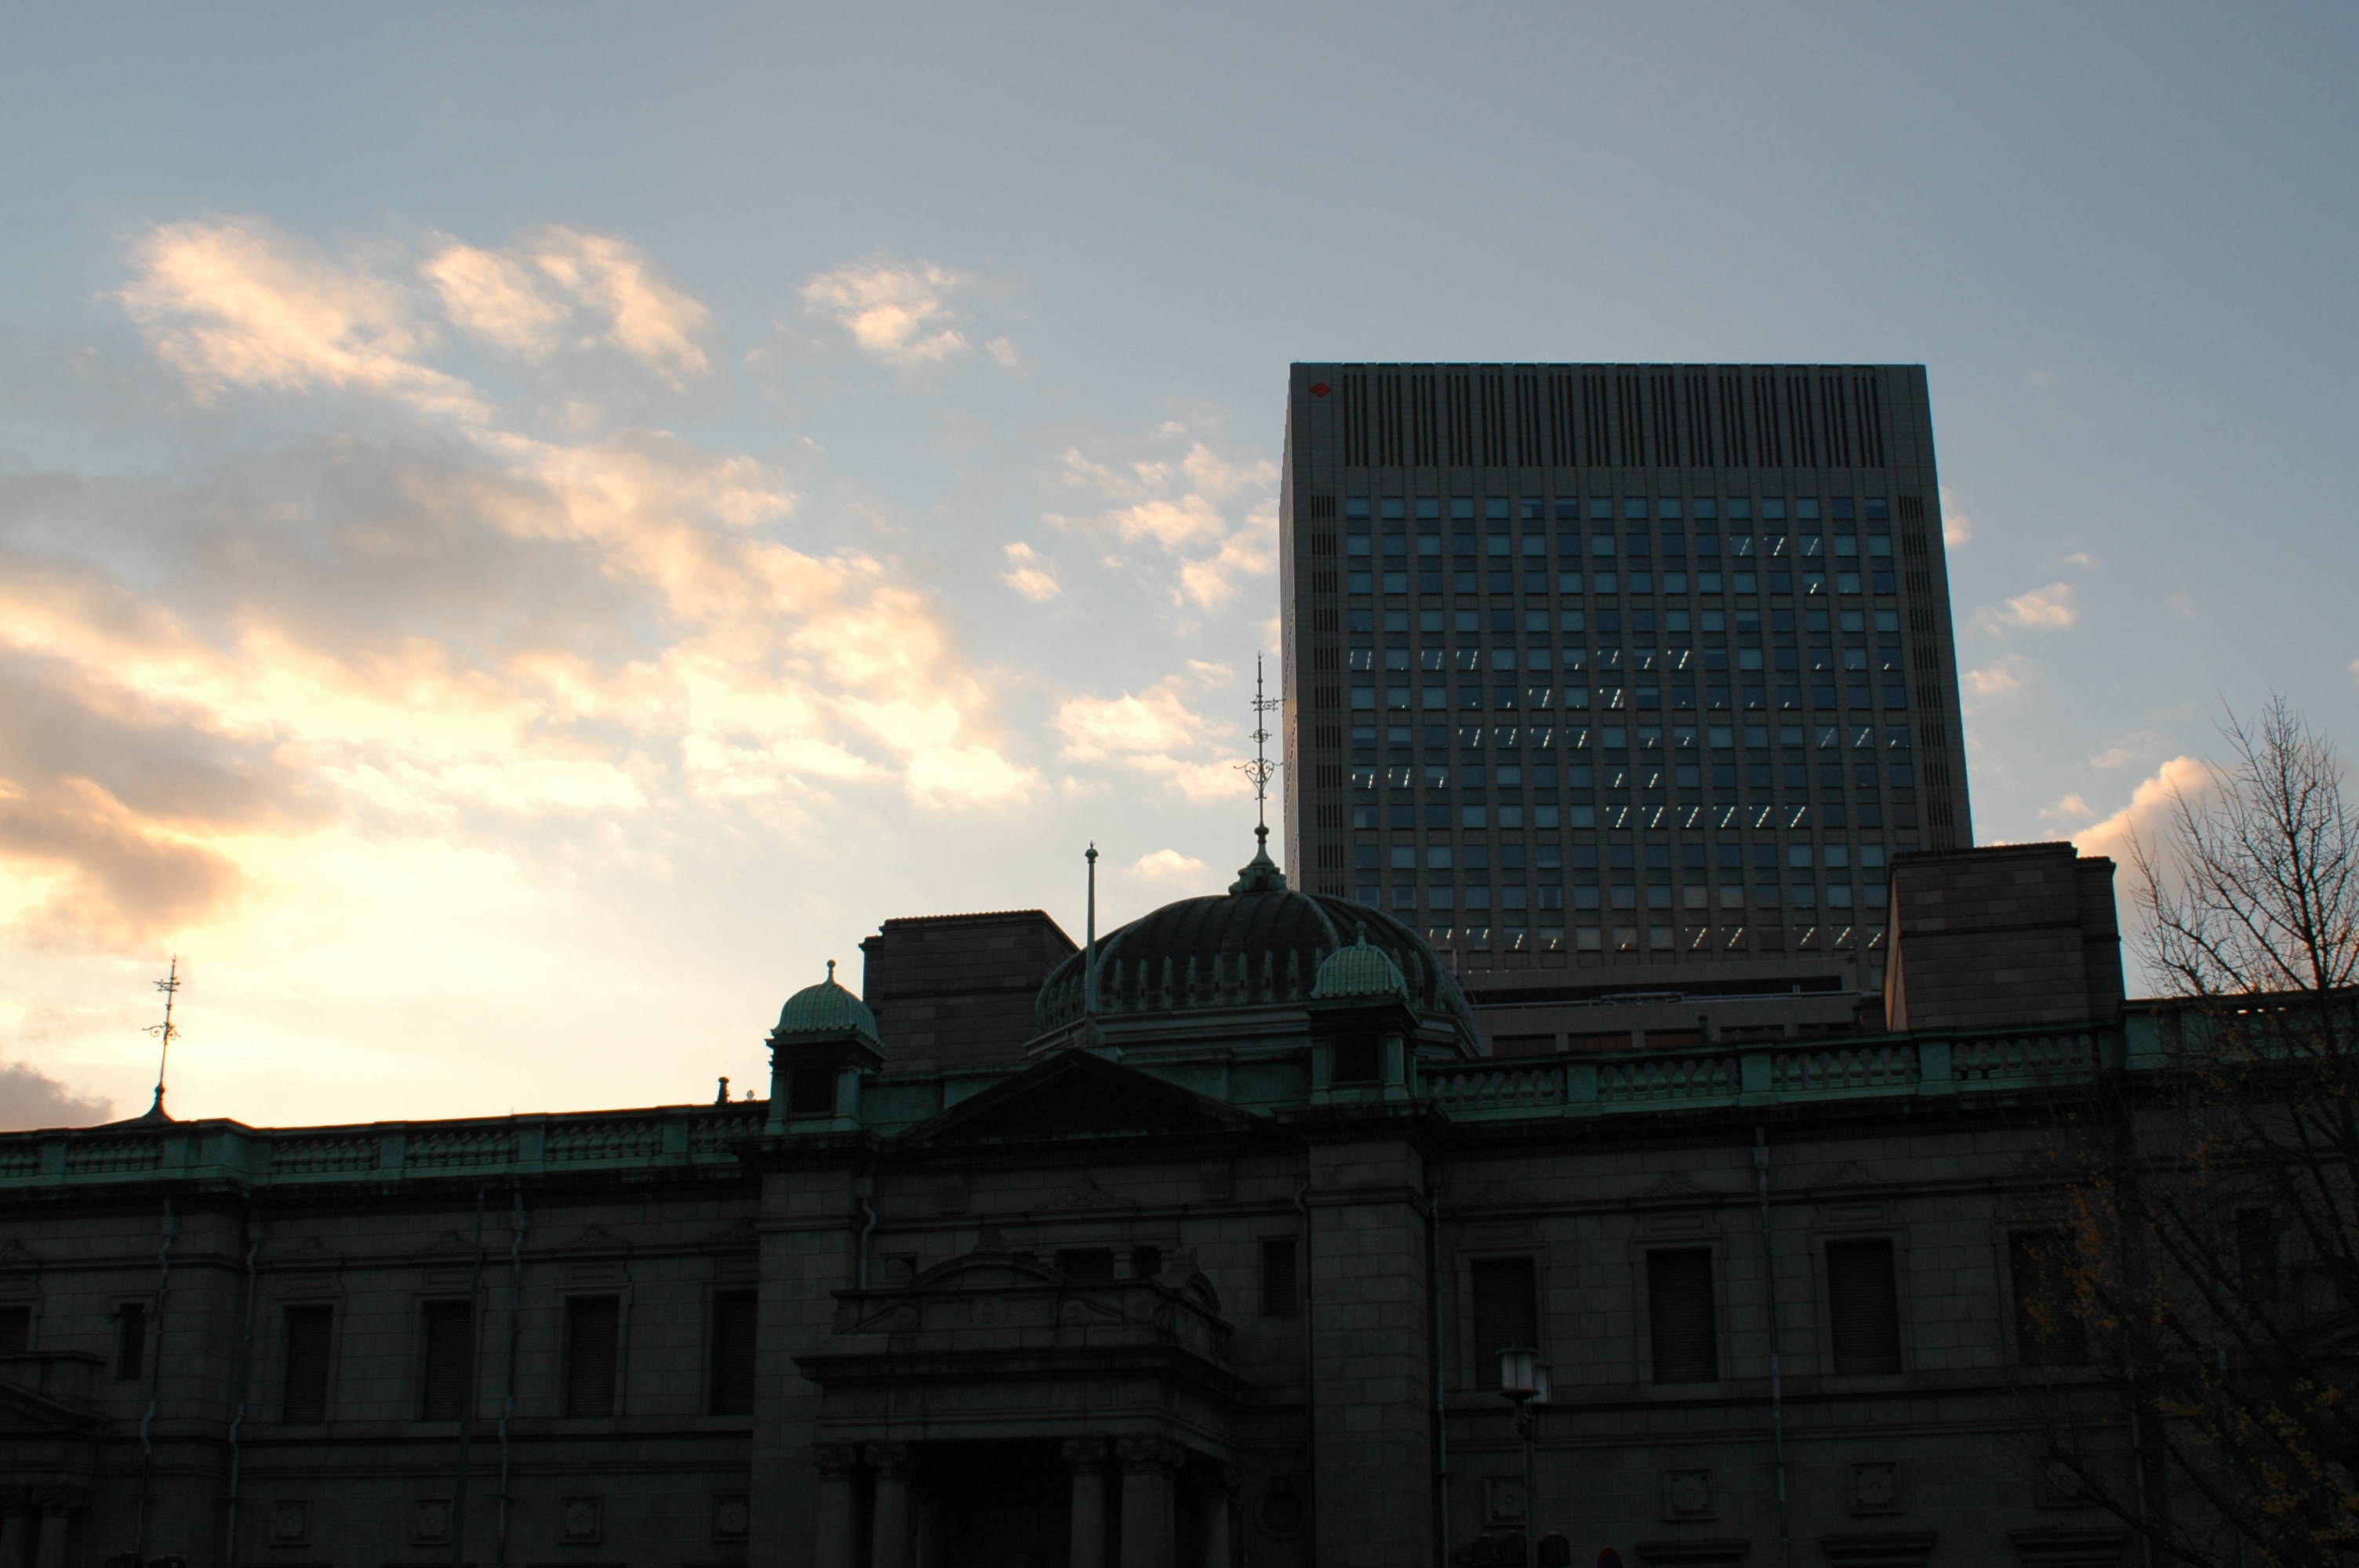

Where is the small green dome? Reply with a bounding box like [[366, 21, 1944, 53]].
[[773, 960, 881, 1045], [1312, 924, 1409, 1002]]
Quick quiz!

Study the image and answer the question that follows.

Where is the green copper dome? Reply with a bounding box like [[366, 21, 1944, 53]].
[[1311, 923, 1410, 1002], [772, 960, 882, 1046]]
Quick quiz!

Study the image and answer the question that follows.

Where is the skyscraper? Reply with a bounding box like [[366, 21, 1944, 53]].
[[1280, 363, 1970, 1018]]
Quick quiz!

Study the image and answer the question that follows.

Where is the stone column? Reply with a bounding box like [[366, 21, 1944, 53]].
[[29, 1494, 67, 1568], [1063, 1437, 1110, 1568], [913, 1493, 942, 1568], [812, 1442, 863, 1568], [1198, 1467, 1236, 1568], [0, 1495, 38, 1568], [868, 1441, 916, 1568], [1115, 1437, 1184, 1568]]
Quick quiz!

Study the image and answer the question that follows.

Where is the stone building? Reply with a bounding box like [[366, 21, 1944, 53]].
[[0, 837, 2142, 1568]]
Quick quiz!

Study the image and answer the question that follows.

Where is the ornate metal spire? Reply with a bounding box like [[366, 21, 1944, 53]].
[[1230, 655, 1287, 894], [140, 956, 181, 1123]]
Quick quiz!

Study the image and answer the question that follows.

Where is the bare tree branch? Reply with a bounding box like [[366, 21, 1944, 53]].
[[2017, 697, 2359, 1568]]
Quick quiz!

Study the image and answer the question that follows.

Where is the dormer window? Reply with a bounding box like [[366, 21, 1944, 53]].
[[788, 1067, 835, 1116], [1332, 1033, 1382, 1084]]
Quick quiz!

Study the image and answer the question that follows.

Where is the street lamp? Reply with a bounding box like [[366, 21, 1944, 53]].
[[1496, 1347, 1550, 1552]]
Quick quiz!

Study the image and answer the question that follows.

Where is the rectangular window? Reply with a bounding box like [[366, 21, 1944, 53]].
[[1648, 1249, 1717, 1383], [1261, 1238, 1299, 1317], [709, 1290, 758, 1416], [565, 1295, 622, 1417], [420, 1300, 474, 1420], [115, 1301, 147, 1381], [1825, 1240, 1903, 1375], [2010, 1232, 2088, 1367], [0, 1305, 29, 1355], [1470, 1257, 1539, 1388], [1332, 1033, 1381, 1084], [789, 1066, 835, 1115], [282, 1305, 335, 1422]]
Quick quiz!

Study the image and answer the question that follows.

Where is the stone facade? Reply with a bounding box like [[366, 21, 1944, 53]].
[[0, 855, 2143, 1568]]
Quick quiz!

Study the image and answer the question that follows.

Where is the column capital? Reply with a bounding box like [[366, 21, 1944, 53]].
[[865, 1439, 915, 1478], [813, 1440, 863, 1479], [1115, 1436, 1186, 1475], [1063, 1436, 1110, 1472]]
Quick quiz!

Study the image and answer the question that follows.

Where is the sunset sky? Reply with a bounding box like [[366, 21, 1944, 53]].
[[2, 5, 2354, 1128]]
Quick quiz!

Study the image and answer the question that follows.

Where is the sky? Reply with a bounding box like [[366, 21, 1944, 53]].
[[0, 3, 2354, 1129]]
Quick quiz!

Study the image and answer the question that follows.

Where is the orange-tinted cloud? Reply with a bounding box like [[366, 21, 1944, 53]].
[[2, 218, 1039, 964]]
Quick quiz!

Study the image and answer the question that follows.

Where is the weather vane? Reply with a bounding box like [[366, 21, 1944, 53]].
[[144, 956, 182, 1120], [1236, 653, 1282, 849]]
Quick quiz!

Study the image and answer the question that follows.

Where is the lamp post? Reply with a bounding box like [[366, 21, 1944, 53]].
[[1496, 1347, 1549, 1553]]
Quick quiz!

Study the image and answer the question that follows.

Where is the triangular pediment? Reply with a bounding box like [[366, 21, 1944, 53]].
[[558, 1225, 631, 1254], [907, 1252, 1066, 1291], [1045, 1175, 1139, 1213], [908, 1050, 1256, 1144], [270, 1234, 340, 1265]]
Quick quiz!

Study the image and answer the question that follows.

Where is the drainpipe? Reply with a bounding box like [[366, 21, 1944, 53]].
[[857, 1196, 878, 1290], [1295, 1172, 1318, 1564], [451, 1184, 487, 1566], [222, 1213, 261, 1564], [1428, 1173, 1449, 1568], [497, 1185, 527, 1567], [133, 1197, 176, 1559], [1753, 1127, 1790, 1568]]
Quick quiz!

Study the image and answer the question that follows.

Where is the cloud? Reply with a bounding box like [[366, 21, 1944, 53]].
[[2027, 370, 2053, 387], [801, 257, 975, 365], [1058, 437, 1278, 611], [2088, 733, 2161, 769], [1963, 658, 2027, 703], [985, 337, 1027, 372], [1109, 495, 1230, 550], [0, 1060, 113, 1131], [122, 217, 487, 419], [1001, 542, 1060, 602], [2037, 793, 2095, 824], [428, 227, 711, 382], [2060, 550, 2098, 568], [1938, 485, 1973, 549], [2168, 590, 2197, 620], [525, 229, 711, 380], [0, 775, 243, 947], [1132, 848, 1208, 881], [1054, 671, 1241, 803], [423, 244, 569, 355], [2076, 756, 2212, 869], [1977, 582, 2076, 633], [1177, 505, 1278, 610], [1, 217, 1044, 959], [122, 218, 716, 422], [1057, 685, 1218, 761]]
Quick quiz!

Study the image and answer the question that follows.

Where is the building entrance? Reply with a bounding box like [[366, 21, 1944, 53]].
[[928, 1439, 1075, 1568]]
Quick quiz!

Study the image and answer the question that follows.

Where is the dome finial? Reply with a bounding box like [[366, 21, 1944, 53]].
[[826, 958, 836, 982]]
